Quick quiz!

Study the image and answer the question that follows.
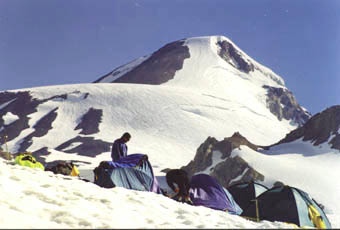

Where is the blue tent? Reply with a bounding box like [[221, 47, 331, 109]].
[[189, 174, 242, 215], [93, 153, 162, 194]]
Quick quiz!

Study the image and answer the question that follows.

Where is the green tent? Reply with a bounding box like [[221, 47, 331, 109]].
[[241, 185, 331, 229]]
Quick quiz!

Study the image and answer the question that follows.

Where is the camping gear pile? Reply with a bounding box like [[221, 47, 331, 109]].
[[45, 160, 80, 177], [92, 154, 332, 229], [0, 150, 332, 228], [3, 151, 80, 177]]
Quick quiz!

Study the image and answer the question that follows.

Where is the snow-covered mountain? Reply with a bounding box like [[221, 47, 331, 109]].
[[95, 36, 310, 126], [1, 35, 339, 227], [0, 36, 311, 164]]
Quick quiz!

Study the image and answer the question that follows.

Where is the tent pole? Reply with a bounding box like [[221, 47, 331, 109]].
[[255, 199, 259, 222], [250, 199, 260, 222]]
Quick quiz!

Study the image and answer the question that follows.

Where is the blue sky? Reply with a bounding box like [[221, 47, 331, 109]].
[[0, 0, 339, 115]]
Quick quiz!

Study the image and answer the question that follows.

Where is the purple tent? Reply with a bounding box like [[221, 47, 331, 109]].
[[189, 174, 242, 215]]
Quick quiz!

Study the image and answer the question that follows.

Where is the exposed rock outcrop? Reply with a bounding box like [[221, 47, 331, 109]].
[[181, 132, 264, 188], [263, 85, 311, 126], [217, 40, 254, 73], [75, 108, 103, 135], [0, 91, 40, 143], [96, 40, 190, 85], [56, 136, 111, 157], [269, 105, 340, 151], [210, 156, 264, 187], [0, 90, 112, 165], [18, 107, 58, 152]]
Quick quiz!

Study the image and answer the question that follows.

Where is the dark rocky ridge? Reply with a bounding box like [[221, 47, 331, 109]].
[[55, 136, 111, 157], [269, 105, 340, 150], [75, 108, 103, 135], [19, 107, 58, 152], [0, 91, 40, 143], [263, 85, 311, 126], [0, 91, 112, 165], [217, 40, 255, 73], [95, 40, 190, 85], [181, 132, 265, 188]]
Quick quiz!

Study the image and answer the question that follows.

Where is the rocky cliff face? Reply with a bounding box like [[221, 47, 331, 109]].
[[216, 40, 255, 73], [181, 132, 265, 188], [263, 85, 311, 126], [270, 105, 340, 150], [95, 40, 190, 85]]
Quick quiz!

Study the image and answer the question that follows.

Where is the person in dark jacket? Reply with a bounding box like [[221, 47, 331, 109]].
[[111, 132, 131, 162], [166, 169, 193, 205]]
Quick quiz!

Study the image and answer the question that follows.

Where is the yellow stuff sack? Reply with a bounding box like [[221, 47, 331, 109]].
[[71, 164, 80, 177]]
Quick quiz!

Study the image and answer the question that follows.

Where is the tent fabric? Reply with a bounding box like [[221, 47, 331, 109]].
[[189, 174, 242, 215], [107, 154, 148, 168], [308, 203, 327, 229], [241, 185, 331, 229], [296, 188, 331, 229], [93, 153, 162, 194], [223, 187, 243, 215], [227, 181, 268, 211]]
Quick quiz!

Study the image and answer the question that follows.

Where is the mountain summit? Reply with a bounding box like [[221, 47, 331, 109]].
[[94, 36, 310, 125], [94, 36, 284, 87]]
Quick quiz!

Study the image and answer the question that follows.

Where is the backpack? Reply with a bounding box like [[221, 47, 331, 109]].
[[93, 161, 115, 188], [45, 161, 79, 176]]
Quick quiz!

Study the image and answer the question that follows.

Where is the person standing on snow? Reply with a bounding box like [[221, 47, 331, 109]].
[[111, 132, 131, 162]]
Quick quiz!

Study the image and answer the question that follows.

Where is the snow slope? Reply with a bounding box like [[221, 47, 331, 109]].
[[3, 83, 295, 171], [0, 157, 295, 229], [1, 83, 338, 228]]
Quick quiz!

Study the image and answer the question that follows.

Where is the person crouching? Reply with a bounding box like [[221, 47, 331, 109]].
[[166, 169, 193, 205]]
